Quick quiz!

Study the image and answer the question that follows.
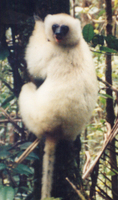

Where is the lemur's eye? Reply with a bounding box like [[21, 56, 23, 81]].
[[60, 25, 69, 36], [52, 24, 59, 33]]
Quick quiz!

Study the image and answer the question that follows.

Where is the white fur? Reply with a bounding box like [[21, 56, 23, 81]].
[[19, 13, 98, 199]]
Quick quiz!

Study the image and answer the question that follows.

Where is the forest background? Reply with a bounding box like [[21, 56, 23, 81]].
[[0, 0, 118, 200]]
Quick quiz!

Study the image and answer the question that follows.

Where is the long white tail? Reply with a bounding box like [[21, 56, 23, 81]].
[[41, 136, 57, 200]]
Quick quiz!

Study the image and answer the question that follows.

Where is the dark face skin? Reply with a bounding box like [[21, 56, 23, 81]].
[[52, 24, 69, 42]]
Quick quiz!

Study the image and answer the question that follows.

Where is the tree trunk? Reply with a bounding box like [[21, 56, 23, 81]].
[[105, 1, 117, 200]]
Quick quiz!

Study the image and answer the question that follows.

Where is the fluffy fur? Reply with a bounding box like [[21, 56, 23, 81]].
[[19, 13, 98, 199]]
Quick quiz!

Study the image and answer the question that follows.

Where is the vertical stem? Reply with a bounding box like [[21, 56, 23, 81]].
[[73, 0, 75, 18], [105, 0, 114, 127], [105, 1, 117, 200]]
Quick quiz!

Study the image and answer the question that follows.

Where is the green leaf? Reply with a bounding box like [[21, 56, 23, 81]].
[[99, 96, 106, 105], [17, 151, 39, 161], [1, 95, 15, 107], [82, 24, 94, 42], [112, 168, 118, 174], [106, 171, 116, 176], [0, 185, 6, 200], [92, 34, 104, 47], [100, 119, 106, 124], [14, 164, 34, 176], [97, 9, 106, 18], [105, 35, 118, 51], [19, 186, 29, 192], [26, 152, 39, 161], [5, 186, 15, 200], [19, 142, 35, 150], [0, 163, 6, 170], [0, 186, 15, 200], [99, 93, 113, 99], [0, 46, 9, 60], [0, 150, 10, 159], [100, 46, 117, 53]]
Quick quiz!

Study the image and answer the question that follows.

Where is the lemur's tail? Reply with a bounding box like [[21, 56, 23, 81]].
[[41, 136, 57, 199]]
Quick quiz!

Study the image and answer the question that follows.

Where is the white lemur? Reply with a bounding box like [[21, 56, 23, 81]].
[[19, 13, 98, 199]]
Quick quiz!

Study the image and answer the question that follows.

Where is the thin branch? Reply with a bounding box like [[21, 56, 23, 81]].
[[65, 177, 87, 200], [15, 138, 40, 164], [0, 107, 27, 136], [83, 151, 91, 174], [0, 119, 21, 123], [82, 119, 118, 179], [96, 185, 113, 200], [97, 76, 118, 93], [87, 13, 105, 24], [97, 177, 112, 191], [0, 107, 40, 165], [0, 77, 14, 92]]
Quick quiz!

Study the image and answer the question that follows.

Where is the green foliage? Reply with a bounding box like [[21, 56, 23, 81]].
[[0, 163, 7, 170], [82, 24, 94, 42], [100, 46, 117, 53], [1, 94, 15, 108], [0, 142, 39, 199], [97, 9, 106, 18], [105, 35, 118, 50], [0, 149, 10, 159], [92, 34, 104, 47], [0, 186, 15, 200], [0, 46, 9, 61], [14, 164, 34, 176], [0, 59, 15, 109], [99, 93, 113, 100], [82, 24, 118, 54]]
